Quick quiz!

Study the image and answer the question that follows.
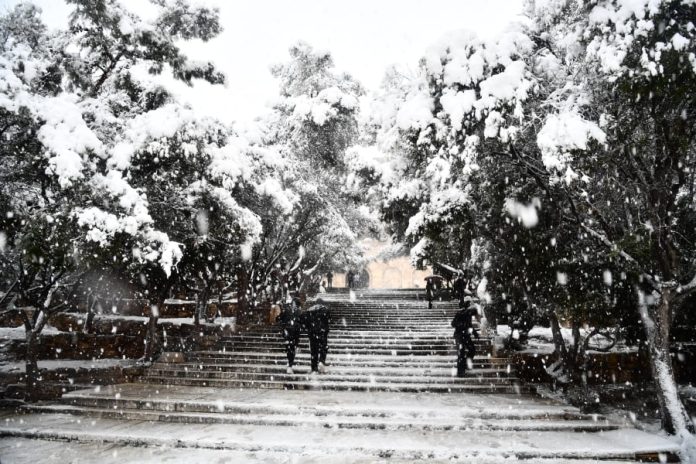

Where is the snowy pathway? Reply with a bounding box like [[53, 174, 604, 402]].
[[0, 291, 681, 462]]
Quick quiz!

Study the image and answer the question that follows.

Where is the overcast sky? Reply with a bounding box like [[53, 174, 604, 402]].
[[1, 0, 524, 126]]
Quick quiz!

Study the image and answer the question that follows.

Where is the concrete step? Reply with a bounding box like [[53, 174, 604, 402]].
[[148, 362, 513, 377], [25, 403, 620, 432], [222, 335, 491, 344], [210, 347, 486, 356], [324, 312, 459, 316], [220, 331, 492, 345], [325, 315, 458, 318], [142, 369, 518, 385], [186, 351, 506, 365], [0, 438, 655, 464], [0, 411, 678, 462], [217, 343, 491, 352], [324, 313, 458, 316], [218, 342, 485, 351], [324, 326, 459, 330], [224, 333, 478, 340], [57, 385, 597, 421], [237, 326, 461, 333], [182, 361, 502, 372], [210, 350, 487, 358], [140, 376, 532, 393]]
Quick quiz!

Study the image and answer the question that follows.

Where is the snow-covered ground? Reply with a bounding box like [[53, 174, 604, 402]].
[[0, 315, 235, 336], [0, 358, 136, 374], [0, 387, 681, 462], [0, 325, 61, 340], [496, 325, 637, 355], [79, 314, 236, 328], [0, 437, 668, 464]]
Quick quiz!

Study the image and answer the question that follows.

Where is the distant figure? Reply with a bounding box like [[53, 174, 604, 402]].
[[326, 271, 333, 289], [346, 270, 355, 289], [425, 278, 434, 309], [453, 273, 465, 304], [300, 298, 331, 374], [452, 298, 479, 377], [276, 296, 302, 374], [353, 272, 361, 288]]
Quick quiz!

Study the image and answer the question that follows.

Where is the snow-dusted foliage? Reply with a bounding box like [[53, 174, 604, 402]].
[[272, 42, 362, 168], [352, 0, 696, 443], [222, 42, 369, 311], [0, 0, 306, 385]]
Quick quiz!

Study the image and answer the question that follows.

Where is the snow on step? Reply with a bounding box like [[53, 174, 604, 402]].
[[137, 294, 511, 394], [2, 438, 654, 464], [0, 411, 678, 462], [28, 404, 620, 432]]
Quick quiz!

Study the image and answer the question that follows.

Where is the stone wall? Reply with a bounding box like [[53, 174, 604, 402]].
[[1, 313, 233, 362], [512, 349, 696, 385], [330, 238, 432, 289]]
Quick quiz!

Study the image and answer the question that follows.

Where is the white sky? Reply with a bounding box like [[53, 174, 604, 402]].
[[1, 0, 524, 126]]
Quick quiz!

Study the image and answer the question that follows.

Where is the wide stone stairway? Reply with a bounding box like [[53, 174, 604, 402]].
[[0, 289, 681, 462], [142, 291, 521, 393]]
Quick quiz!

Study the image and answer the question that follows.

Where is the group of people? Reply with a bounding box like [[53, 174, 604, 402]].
[[276, 297, 331, 374], [345, 270, 367, 289], [275, 294, 480, 379], [426, 273, 473, 309]]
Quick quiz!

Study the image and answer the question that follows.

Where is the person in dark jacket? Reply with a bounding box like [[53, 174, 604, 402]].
[[277, 296, 302, 374], [451, 298, 479, 377], [326, 271, 333, 289], [453, 273, 465, 304], [301, 298, 331, 374], [425, 278, 434, 309]]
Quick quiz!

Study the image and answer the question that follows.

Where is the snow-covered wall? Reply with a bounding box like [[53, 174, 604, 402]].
[[330, 239, 432, 289]]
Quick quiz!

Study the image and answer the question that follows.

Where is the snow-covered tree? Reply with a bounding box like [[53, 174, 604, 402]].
[[531, 0, 696, 437], [356, 0, 696, 444], [233, 42, 369, 312], [0, 0, 264, 393], [0, 3, 99, 400]]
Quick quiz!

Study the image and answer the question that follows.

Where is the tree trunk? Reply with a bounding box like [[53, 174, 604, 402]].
[[545, 309, 571, 385], [549, 309, 568, 361], [569, 318, 583, 377], [638, 288, 695, 435], [24, 331, 41, 402]]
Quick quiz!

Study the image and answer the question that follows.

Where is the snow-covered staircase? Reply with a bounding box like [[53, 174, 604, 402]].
[[140, 298, 524, 393], [2, 291, 681, 462]]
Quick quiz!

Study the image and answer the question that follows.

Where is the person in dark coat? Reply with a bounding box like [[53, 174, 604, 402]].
[[276, 296, 302, 374], [425, 278, 434, 309], [346, 270, 354, 289], [453, 273, 465, 304], [301, 298, 331, 374], [326, 271, 333, 289], [451, 298, 479, 377]]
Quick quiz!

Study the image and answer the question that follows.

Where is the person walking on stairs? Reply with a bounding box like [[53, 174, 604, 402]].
[[453, 273, 465, 305], [451, 297, 479, 377], [425, 277, 434, 309], [301, 297, 331, 374], [276, 296, 302, 374]]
